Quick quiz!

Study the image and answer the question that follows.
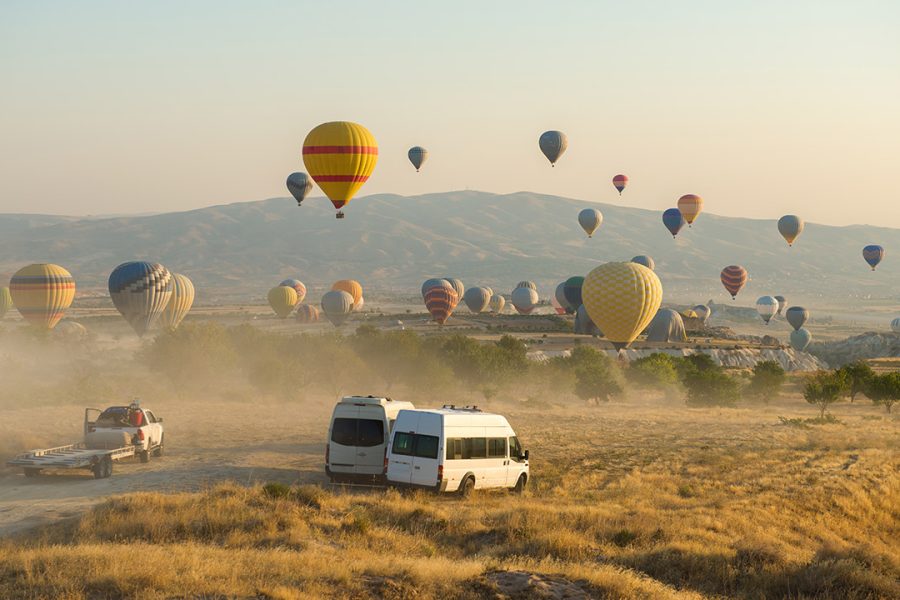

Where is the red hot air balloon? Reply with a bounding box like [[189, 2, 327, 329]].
[[424, 286, 457, 325], [612, 174, 628, 194], [720, 266, 748, 299]]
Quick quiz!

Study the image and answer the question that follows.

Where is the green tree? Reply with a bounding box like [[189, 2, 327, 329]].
[[683, 368, 740, 407], [838, 361, 874, 403], [746, 360, 786, 403], [803, 370, 847, 418], [627, 353, 680, 388], [865, 372, 900, 413], [566, 346, 624, 403]]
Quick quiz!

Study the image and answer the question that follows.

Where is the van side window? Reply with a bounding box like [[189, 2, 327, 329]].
[[509, 436, 523, 461], [468, 438, 487, 459], [487, 438, 507, 458], [414, 435, 439, 459], [392, 432, 414, 456], [446, 438, 463, 460]]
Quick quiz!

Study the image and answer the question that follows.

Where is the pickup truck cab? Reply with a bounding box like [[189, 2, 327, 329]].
[[85, 403, 164, 463]]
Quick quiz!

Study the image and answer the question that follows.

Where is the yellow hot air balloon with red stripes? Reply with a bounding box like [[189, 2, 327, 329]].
[[302, 121, 378, 218], [9, 263, 76, 330]]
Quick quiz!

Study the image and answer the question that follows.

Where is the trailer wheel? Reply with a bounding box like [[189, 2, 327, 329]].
[[139, 448, 151, 463], [93, 456, 113, 479], [459, 475, 475, 498], [24, 468, 41, 478]]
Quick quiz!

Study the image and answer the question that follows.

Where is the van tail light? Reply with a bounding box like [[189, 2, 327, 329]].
[[383, 449, 389, 474], [437, 464, 443, 482], [326, 445, 330, 465], [137, 429, 145, 441]]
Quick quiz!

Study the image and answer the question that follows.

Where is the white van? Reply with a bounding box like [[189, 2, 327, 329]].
[[386, 406, 529, 495], [326, 396, 415, 483]]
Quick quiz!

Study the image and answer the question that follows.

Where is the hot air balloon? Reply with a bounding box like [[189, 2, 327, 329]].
[[516, 281, 537, 291], [756, 296, 779, 325], [662, 208, 685, 238], [511, 286, 539, 315], [0, 287, 12, 320], [720, 266, 748, 299], [302, 121, 378, 218], [354, 297, 365, 312], [332, 280, 363, 307], [286, 172, 313, 206], [574, 304, 601, 336], [774, 295, 786, 316], [279, 279, 307, 303], [159, 273, 195, 329], [108, 262, 172, 336], [863, 245, 885, 270], [489, 295, 506, 314], [421, 278, 449, 298], [681, 309, 699, 320], [484, 287, 494, 297], [9, 264, 75, 330], [539, 130, 568, 166], [463, 287, 491, 313], [777, 215, 804, 247], [677, 194, 703, 226], [268, 285, 298, 319], [563, 276, 584, 309], [321, 290, 354, 326], [582, 262, 663, 350], [424, 286, 457, 325], [443, 278, 465, 306], [612, 174, 628, 194], [646, 309, 687, 343], [790, 328, 812, 352], [408, 146, 428, 172], [295, 304, 320, 324], [550, 295, 566, 315], [785, 306, 809, 331], [891, 318, 900, 333], [578, 208, 603, 238], [631, 255, 655, 271], [692, 304, 711, 324], [554, 282, 573, 314]]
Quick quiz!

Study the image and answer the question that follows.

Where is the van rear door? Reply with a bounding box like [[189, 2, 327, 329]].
[[410, 412, 442, 488], [354, 406, 387, 475], [329, 407, 359, 472]]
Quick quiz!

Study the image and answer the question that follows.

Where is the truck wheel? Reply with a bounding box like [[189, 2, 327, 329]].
[[153, 436, 164, 457], [513, 474, 527, 495], [93, 456, 113, 479], [24, 468, 41, 478], [459, 476, 475, 498], [139, 448, 151, 463]]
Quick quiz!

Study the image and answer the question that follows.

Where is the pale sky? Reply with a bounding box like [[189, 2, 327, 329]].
[[2, 1, 899, 226]]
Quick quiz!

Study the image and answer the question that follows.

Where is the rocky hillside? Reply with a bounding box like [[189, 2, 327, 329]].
[[808, 332, 900, 367]]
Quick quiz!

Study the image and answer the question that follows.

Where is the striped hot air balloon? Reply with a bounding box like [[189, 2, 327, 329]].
[[302, 121, 378, 218], [756, 296, 779, 325], [489, 295, 506, 314], [421, 278, 449, 298], [295, 303, 320, 324], [582, 262, 663, 350], [720, 266, 748, 299], [677, 194, 703, 226], [109, 262, 172, 336], [862, 245, 885, 271], [516, 280, 537, 291], [443, 278, 465, 308], [332, 280, 363, 308], [321, 290, 354, 327], [268, 286, 298, 319], [9, 264, 76, 330], [612, 174, 628, 194], [279, 279, 307, 303], [424, 286, 457, 325], [159, 273, 195, 329], [0, 287, 12, 320]]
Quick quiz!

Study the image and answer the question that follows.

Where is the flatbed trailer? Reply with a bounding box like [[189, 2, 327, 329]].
[[7, 442, 138, 479]]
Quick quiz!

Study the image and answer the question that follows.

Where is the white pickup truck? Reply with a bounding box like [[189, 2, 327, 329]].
[[7, 404, 165, 479]]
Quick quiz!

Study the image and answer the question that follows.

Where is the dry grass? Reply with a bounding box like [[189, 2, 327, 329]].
[[2, 395, 898, 599]]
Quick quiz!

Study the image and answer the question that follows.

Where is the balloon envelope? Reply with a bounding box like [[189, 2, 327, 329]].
[[0, 287, 13, 320], [9, 264, 76, 330], [862, 245, 885, 270], [583, 262, 663, 350], [108, 262, 172, 336], [463, 287, 491, 313], [295, 303, 320, 324], [720, 266, 748, 299], [554, 282, 573, 314], [578, 208, 603, 238], [279, 279, 307, 303], [408, 146, 428, 171], [516, 281, 537, 291], [662, 208, 686, 238], [286, 172, 313, 206], [332, 280, 363, 307], [692, 304, 711, 324], [424, 287, 457, 325], [159, 273, 195, 329], [489, 295, 506, 314], [777, 215, 804, 246], [563, 276, 584, 308], [756, 296, 779, 324], [677, 194, 703, 225], [574, 304, 601, 336], [785, 306, 809, 331], [443, 278, 465, 306], [539, 130, 568, 165], [790, 328, 812, 352], [612, 174, 628, 194], [774, 295, 786, 315], [302, 121, 377, 212], [631, 255, 655, 271], [511, 287, 539, 315], [268, 286, 298, 319], [321, 290, 353, 326], [421, 278, 449, 298]]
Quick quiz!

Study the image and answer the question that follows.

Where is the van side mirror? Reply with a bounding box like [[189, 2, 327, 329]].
[[157, 418, 164, 423], [521, 450, 529, 461]]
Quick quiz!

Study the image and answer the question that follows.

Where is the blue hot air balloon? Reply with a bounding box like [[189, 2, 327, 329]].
[[862, 245, 885, 271], [108, 262, 173, 336], [662, 208, 686, 238]]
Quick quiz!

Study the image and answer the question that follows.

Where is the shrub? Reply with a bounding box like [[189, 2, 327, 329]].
[[865, 372, 900, 413], [838, 361, 874, 403], [566, 346, 624, 402], [803, 370, 848, 419], [683, 368, 740, 407], [627, 353, 680, 388], [746, 360, 786, 403]]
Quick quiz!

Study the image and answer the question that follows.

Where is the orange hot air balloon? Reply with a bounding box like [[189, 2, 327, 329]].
[[302, 121, 378, 218], [677, 194, 703, 226], [9, 263, 76, 330], [331, 279, 363, 307]]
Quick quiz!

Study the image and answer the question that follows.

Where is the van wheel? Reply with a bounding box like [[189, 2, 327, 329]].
[[459, 476, 475, 498], [513, 474, 527, 495]]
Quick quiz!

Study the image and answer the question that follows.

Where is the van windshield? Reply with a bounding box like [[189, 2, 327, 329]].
[[331, 418, 385, 447]]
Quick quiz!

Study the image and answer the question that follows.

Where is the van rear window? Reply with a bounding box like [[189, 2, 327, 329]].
[[391, 432, 438, 459], [414, 435, 439, 459], [331, 418, 385, 447]]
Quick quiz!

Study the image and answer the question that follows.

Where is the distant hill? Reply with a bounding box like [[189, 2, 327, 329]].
[[0, 191, 897, 306]]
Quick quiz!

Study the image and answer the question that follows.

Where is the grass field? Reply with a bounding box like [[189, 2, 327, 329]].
[[2, 392, 897, 599]]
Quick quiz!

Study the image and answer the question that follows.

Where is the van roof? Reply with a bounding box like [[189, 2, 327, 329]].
[[339, 395, 412, 407], [398, 408, 512, 428]]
